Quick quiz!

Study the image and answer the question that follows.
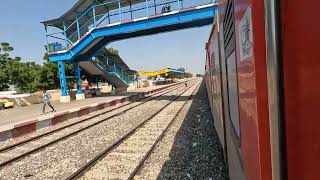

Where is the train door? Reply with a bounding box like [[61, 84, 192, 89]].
[[219, 0, 245, 179], [264, 0, 320, 179]]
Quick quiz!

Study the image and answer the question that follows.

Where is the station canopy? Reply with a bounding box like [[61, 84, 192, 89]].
[[42, 0, 147, 30]]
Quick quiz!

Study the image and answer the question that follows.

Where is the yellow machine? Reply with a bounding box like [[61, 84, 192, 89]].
[[0, 100, 14, 110], [138, 68, 182, 77]]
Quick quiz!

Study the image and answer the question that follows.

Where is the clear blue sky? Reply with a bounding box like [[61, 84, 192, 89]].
[[0, 0, 211, 74]]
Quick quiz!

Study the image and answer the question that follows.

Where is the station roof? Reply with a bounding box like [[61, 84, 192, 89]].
[[42, 0, 146, 30]]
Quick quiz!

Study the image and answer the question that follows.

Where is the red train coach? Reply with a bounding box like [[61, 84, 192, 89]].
[[205, 0, 320, 180]]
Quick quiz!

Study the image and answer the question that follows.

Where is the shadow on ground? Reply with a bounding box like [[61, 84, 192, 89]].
[[156, 80, 227, 180]]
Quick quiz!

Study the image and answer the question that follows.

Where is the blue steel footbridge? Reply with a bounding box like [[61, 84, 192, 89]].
[[43, 0, 217, 101]]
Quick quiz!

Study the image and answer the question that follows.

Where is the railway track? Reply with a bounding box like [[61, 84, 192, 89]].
[[0, 80, 194, 169], [66, 80, 201, 180]]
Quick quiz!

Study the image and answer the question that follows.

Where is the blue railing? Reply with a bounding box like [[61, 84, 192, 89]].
[[93, 57, 134, 84], [45, 0, 214, 53]]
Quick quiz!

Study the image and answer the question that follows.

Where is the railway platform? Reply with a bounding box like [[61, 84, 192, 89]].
[[0, 81, 188, 142]]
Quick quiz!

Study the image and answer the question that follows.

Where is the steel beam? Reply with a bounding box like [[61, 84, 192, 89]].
[[58, 61, 68, 96], [75, 62, 83, 94], [76, 16, 81, 39]]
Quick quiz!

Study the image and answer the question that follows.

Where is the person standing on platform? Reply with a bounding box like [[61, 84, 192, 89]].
[[161, 3, 171, 13], [42, 90, 56, 114]]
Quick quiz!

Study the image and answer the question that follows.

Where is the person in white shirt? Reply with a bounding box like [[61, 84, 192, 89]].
[[42, 90, 56, 114]]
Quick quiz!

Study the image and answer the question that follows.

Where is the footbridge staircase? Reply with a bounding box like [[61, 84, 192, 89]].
[[80, 48, 134, 88]]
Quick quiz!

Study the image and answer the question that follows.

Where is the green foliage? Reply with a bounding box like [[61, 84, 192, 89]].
[[0, 44, 14, 91], [14, 62, 42, 93], [39, 62, 60, 90], [177, 67, 186, 73], [0, 42, 14, 56], [0, 43, 52, 92], [43, 52, 49, 62], [107, 47, 119, 55], [166, 67, 192, 79], [0, 59, 9, 90], [0, 42, 82, 93], [185, 72, 193, 78], [0, 43, 124, 93]]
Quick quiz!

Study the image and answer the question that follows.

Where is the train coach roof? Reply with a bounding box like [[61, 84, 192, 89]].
[[42, 0, 146, 29]]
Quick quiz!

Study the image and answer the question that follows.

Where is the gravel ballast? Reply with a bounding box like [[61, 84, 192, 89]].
[[134, 80, 227, 180], [78, 81, 200, 180]]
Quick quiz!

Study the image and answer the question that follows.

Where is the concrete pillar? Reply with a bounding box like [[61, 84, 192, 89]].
[[58, 61, 70, 103], [111, 86, 116, 94]]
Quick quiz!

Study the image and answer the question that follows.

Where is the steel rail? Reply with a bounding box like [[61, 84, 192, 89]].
[[128, 81, 200, 179], [0, 80, 189, 153], [0, 86, 166, 153], [65, 80, 199, 180], [0, 80, 193, 168]]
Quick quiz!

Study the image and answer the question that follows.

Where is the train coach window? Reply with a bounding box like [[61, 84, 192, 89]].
[[226, 52, 241, 138], [223, 0, 241, 139]]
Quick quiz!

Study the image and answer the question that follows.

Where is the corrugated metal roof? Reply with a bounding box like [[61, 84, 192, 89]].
[[42, 0, 146, 30]]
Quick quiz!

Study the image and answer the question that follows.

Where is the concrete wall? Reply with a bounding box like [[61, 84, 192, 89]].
[[49, 90, 62, 101], [7, 90, 60, 106], [5, 81, 166, 107], [10, 95, 42, 106], [100, 85, 112, 93]]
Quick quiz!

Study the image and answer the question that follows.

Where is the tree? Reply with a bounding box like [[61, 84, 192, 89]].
[[107, 47, 119, 55], [43, 52, 49, 62], [5, 60, 42, 93], [14, 57, 21, 61], [0, 42, 124, 93], [177, 67, 186, 73], [0, 61, 9, 90], [39, 62, 60, 90], [166, 67, 193, 79], [0, 44, 13, 91], [40, 52, 60, 89], [185, 72, 193, 78], [0, 42, 44, 92], [0, 42, 14, 56]]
